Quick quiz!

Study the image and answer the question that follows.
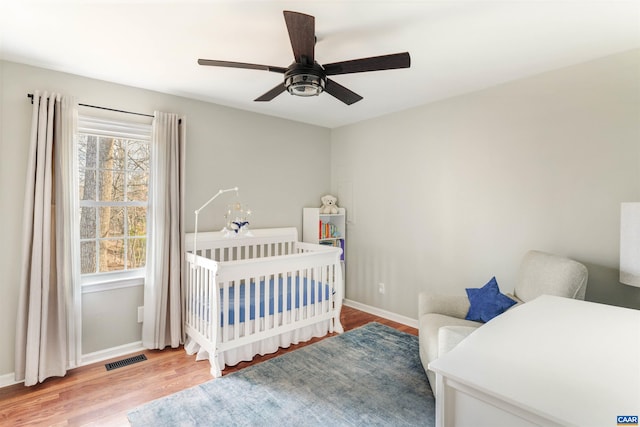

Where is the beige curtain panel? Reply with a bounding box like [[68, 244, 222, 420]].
[[143, 112, 186, 349], [15, 91, 77, 386]]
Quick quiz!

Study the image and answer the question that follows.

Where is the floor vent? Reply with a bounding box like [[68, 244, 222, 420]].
[[105, 354, 147, 371]]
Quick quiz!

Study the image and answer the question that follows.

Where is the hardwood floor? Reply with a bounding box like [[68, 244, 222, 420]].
[[0, 306, 417, 426]]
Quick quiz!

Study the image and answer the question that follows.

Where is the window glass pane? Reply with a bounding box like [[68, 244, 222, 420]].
[[127, 171, 148, 201], [79, 169, 96, 201], [78, 134, 97, 169], [79, 207, 96, 239], [98, 137, 125, 171], [98, 170, 125, 201], [100, 207, 124, 238], [113, 139, 126, 170], [127, 140, 149, 171], [99, 239, 125, 272], [80, 241, 96, 274], [128, 237, 146, 269], [77, 134, 87, 167], [128, 206, 147, 236]]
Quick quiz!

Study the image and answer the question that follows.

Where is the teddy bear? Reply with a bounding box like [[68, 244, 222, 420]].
[[320, 194, 339, 214]]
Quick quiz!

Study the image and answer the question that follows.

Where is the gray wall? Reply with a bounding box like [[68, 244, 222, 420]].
[[2, 48, 639, 379], [0, 61, 331, 375], [331, 49, 640, 317]]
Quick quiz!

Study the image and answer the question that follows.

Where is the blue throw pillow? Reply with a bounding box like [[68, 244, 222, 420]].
[[465, 277, 517, 323]]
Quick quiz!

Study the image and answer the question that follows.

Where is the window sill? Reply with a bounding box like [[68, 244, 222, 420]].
[[81, 272, 145, 294]]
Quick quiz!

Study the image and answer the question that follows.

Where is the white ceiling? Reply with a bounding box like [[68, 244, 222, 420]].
[[1, 1, 639, 128]]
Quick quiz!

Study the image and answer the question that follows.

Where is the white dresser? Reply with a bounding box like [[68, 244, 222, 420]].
[[429, 295, 640, 427]]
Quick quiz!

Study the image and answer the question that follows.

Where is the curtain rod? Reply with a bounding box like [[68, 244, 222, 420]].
[[27, 93, 155, 118]]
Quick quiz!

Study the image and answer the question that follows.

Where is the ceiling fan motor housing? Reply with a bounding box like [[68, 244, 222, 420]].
[[284, 62, 326, 97]]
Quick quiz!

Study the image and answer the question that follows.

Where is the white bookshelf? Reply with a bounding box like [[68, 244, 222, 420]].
[[303, 207, 346, 295], [302, 207, 345, 261]]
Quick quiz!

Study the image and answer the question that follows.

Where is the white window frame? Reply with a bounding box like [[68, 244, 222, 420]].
[[76, 116, 152, 293]]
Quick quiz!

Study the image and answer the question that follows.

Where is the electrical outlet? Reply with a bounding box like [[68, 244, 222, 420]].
[[137, 306, 144, 323], [378, 283, 385, 294]]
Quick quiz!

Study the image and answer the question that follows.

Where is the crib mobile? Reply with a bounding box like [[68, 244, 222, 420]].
[[223, 200, 251, 236]]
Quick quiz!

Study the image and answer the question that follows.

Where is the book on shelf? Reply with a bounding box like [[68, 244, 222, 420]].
[[319, 238, 345, 261], [318, 220, 341, 240]]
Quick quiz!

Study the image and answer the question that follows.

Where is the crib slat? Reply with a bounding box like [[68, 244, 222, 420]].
[[233, 279, 240, 340], [311, 266, 317, 318], [322, 264, 328, 316], [264, 273, 271, 332], [275, 274, 282, 328], [316, 265, 323, 317], [204, 267, 209, 339], [241, 277, 247, 331], [314, 266, 320, 317], [205, 267, 210, 340], [254, 275, 261, 334], [205, 267, 211, 341], [211, 267, 218, 349], [222, 282, 229, 343], [297, 269, 303, 321], [196, 266, 202, 338], [302, 268, 308, 320], [196, 265, 202, 335]]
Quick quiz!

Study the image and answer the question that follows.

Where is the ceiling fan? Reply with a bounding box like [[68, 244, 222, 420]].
[[198, 10, 411, 105]]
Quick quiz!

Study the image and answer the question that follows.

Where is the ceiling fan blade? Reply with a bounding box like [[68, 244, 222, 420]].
[[198, 59, 286, 74], [324, 79, 363, 105], [254, 83, 287, 102], [323, 52, 410, 76], [283, 11, 315, 65]]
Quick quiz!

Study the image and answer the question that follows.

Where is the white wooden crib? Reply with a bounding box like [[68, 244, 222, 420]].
[[184, 227, 344, 377]]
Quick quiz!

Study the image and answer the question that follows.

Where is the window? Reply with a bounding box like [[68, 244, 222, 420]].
[[77, 117, 151, 284]]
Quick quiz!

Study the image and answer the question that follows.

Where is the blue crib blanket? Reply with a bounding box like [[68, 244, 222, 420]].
[[221, 277, 331, 325]]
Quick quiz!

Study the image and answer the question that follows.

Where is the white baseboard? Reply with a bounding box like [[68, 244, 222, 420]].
[[343, 299, 418, 329], [1, 341, 146, 389], [80, 341, 145, 366], [0, 372, 22, 388]]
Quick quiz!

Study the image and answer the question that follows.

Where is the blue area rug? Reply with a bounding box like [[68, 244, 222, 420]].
[[128, 323, 435, 426]]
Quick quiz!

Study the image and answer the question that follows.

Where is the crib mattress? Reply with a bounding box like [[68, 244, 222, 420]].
[[222, 277, 331, 325]]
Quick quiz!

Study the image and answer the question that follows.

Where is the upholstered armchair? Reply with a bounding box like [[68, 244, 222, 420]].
[[418, 250, 588, 391]]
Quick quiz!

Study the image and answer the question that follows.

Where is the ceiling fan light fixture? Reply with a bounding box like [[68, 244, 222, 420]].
[[286, 73, 325, 96], [284, 63, 326, 97]]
